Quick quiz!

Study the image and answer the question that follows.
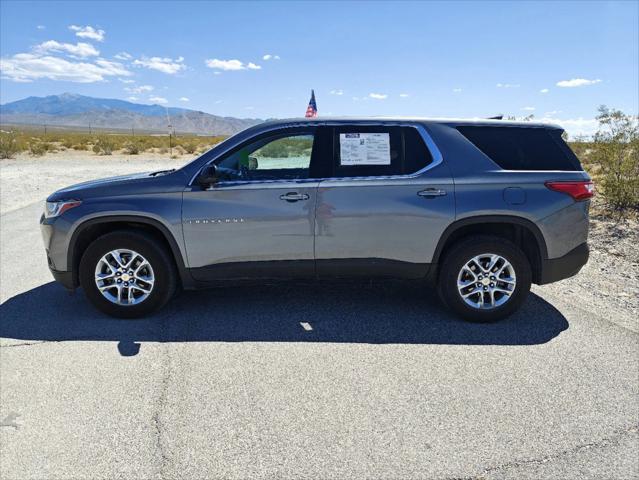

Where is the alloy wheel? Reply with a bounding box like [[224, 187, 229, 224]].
[[456, 253, 517, 309], [94, 249, 155, 305]]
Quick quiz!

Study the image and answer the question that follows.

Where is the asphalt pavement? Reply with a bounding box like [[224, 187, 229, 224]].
[[1, 201, 638, 479]]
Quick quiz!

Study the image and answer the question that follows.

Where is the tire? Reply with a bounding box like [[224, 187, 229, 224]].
[[79, 230, 178, 318], [437, 235, 532, 322]]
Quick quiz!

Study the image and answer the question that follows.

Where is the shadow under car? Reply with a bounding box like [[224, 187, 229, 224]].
[[0, 280, 568, 353]]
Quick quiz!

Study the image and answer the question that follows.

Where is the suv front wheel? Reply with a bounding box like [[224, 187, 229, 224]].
[[79, 230, 178, 318], [438, 235, 532, 322]]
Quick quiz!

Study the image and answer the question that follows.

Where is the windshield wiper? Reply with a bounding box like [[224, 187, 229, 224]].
[[149, 169, 176, 176]]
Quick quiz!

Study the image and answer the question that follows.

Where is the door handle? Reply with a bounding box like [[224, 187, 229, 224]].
[[417, 188, 447, 198], [279, 192, 309, 202]]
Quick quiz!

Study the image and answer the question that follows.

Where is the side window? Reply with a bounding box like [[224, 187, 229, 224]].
[[456, 126, 582, 171], [403, 126, 434, 175], [331, 126, 432, 178], [217, 132, 314, 180]]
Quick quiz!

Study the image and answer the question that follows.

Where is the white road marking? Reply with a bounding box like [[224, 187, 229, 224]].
[[300, 322, 313, 331]]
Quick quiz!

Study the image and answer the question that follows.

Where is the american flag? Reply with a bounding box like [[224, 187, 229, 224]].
[[305, 89, 317, 118]]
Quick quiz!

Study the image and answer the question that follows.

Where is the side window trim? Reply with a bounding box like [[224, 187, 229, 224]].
[[188, 122, 443, 186], [323, 124, 443, 182]]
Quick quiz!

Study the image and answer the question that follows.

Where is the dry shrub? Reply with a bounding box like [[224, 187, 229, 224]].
[[92, 136, 116, 155], [590, 106, 639, 212], [0, 132, 22, 158]]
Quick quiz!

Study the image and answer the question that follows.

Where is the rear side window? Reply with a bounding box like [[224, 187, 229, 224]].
[[457, 126, 582, 171], [331, 126, 432, 178]]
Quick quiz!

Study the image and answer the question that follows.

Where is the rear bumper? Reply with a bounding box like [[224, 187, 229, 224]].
[[538, 242, 589, 285], [49, 268, 75, 291]]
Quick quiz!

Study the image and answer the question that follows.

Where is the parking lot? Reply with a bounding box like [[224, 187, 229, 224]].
[[1, 156, 638, 479]]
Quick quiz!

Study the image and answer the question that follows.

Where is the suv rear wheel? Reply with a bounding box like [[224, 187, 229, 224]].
[[438, 235, 532, 322], [79, 231, 177, 318]]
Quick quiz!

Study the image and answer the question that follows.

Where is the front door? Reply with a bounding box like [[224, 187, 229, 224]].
[[182, 129, 319, 281]]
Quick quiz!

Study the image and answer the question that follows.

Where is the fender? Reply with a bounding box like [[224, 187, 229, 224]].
[[431, 214, 549, 263], [67, 215, 196, 289]]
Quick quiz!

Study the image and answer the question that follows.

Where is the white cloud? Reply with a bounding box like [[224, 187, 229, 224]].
[[215, 100, 223, 104], [540, 88, 549, 93], [134, 56, 185, 74], [125, 84, 154, 94], [245, 106, 254, 110], [496, 83, 520, 88], [118, 78, 134, 84], [534, 116, 599, 137], [69, 25, 105, 42], [522, 106, 536, 111], [36, 25, 45, 30], [545, 110, 561, 115], [0, 53, 130, 83], [179, 96, 189, 102], [35, 40, 99, 58], [95, 58, 128, 72], [556, 78, 602, 88], [127, 96, 138, 101], [262, 54, 280, 60], [369, 93, 388, 100], [148, 95, 168, 104], [452, 88, 462, 93], [330, 89, 344, 95], [205, 58, 261, 71], [399, 93, 410, 97], [114, 52, 132, 61]]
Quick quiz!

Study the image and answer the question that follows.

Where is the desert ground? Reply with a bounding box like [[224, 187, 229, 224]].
[[1, 152, 637, 479]]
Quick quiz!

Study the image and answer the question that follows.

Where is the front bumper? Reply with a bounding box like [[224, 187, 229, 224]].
[[41, 213, 75, 290], [538, 242, 589, 285]]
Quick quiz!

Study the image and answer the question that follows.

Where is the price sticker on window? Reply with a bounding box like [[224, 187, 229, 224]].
[[339, 133, 391, 165]]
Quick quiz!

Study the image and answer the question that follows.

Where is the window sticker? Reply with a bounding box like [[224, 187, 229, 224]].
[[339, 133, 391, 165]]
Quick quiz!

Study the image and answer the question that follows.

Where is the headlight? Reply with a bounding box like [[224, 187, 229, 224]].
[[44, 200, 82, 218]]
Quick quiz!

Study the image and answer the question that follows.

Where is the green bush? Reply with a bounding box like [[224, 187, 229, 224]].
[[182, 141, 198, 154], [123, 140, 141, 155], [256, 136, 312, 158], [29, 141, 48, 156], [0, 132, 22, 158], [92, 136, 115, 155], [590, 106, 639, 211]]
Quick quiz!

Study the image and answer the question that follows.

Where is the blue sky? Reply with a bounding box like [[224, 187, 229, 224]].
[[1, 0, 637, 135]]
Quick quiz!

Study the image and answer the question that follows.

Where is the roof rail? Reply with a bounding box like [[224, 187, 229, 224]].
[[487, 115, 504, 120]]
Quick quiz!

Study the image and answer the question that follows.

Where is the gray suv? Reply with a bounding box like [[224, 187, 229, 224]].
[[40, 118, 593, 321]]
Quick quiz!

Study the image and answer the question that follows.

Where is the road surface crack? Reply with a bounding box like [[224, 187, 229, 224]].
[[467, 424, 639, 479], [0, 341, 50, 348], [152, 318, 173, 478]]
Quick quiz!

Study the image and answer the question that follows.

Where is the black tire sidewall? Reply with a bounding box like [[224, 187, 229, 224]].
[[439, 236, 532, 322], [79, 231, 176, 318]]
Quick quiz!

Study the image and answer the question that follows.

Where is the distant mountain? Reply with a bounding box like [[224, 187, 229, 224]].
[[0, 93, 262, 135]]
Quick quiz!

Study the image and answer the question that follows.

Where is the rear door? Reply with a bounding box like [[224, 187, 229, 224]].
[[315, 124, 454, 278], [182, 127, 321, 281]]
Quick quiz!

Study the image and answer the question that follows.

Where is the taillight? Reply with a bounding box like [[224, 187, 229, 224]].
[[545, 180, 594, 201]]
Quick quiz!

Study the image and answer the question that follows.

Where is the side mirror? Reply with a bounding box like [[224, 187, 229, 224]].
[[196, 164, 218, 187]]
